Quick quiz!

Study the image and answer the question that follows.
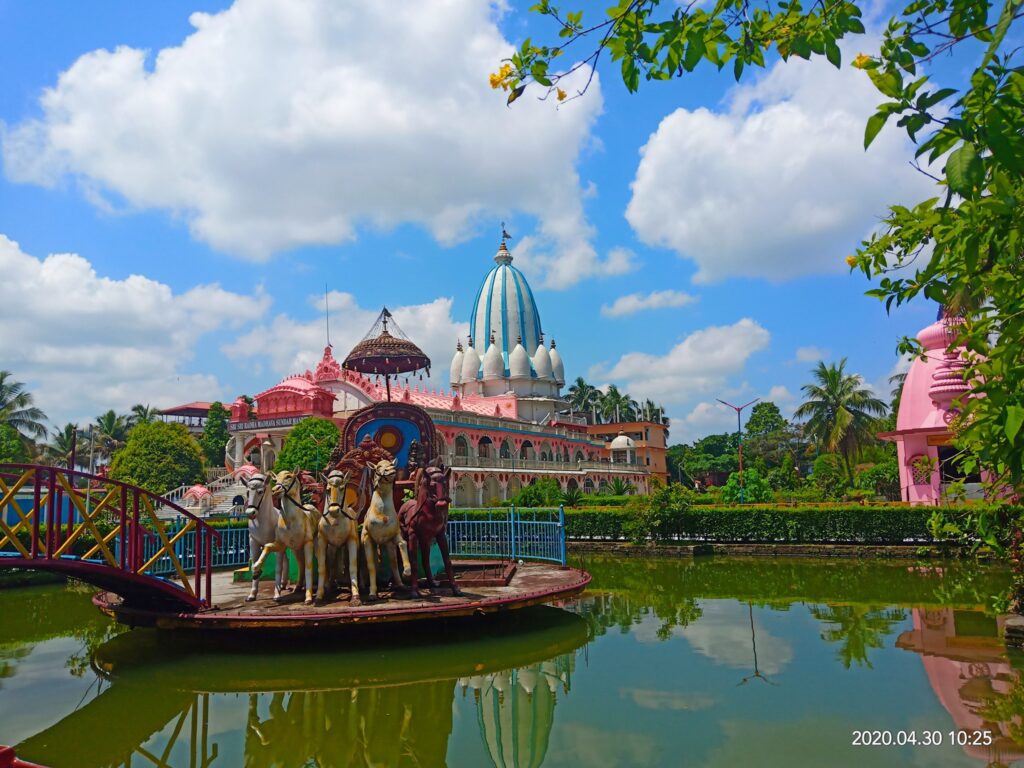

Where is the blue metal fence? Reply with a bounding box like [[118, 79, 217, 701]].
[[130, 506, 567, 576], [126, 523, 250, 577], [447, 506, 566, 565]]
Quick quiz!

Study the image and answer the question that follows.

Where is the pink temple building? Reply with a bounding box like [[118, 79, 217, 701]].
[[211, 240, 667, 506], [880, 311, 981, 504]]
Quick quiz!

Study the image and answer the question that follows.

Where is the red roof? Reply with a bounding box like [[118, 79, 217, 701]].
[[159, 401, 214, 416]]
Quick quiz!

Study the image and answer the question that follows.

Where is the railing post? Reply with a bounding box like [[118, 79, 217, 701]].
[[131, 491, 141, 572], [119, 487, 127, 571], [45, 468, 56, 558], [205, 528, 213, 607], [30, 468, 41, 559], [510, 505, 517, 562], [559, 504, 567, 566], [194, 526, 202, 601]]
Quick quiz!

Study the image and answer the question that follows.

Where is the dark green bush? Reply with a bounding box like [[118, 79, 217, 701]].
[[557, 503, 1012, 544]]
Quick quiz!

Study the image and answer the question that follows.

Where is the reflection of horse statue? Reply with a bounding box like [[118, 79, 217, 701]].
[[315, 469, 359, 603], [252, 470, 317, 604], [243, 472, 288, 602], [400, 460, 462, 598], [360, 459, 406, 601]]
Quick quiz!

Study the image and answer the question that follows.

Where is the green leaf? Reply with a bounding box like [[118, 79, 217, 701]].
[[825, 39, 841, 68], [507, 85, 526, 105], [683, 32, 705, 71], [1006, 405, 1024, 445], [621, 58, 640, 91], [864, 112, 889, 148], [945, 143, 984, 195], [867, 68, 903, 98]]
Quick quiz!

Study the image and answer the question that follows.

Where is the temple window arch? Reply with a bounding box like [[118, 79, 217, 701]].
[[478, 436, 494, 459], [454, 435, 471, 458]]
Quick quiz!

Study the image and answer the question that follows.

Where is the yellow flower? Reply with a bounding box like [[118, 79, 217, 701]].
[[845, 255, 858, 268], [853, 53, 871, 70], [489, 63, 514, 90], [557, 88, 567, 102]]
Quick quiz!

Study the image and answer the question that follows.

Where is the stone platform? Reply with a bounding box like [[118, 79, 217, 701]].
[[93, 561, 590, 631]]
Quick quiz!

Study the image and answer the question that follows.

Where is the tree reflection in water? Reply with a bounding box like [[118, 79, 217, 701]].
[[808, 604, 907, 669]]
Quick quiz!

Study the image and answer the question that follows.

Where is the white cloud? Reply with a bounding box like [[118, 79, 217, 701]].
[[683, 401, 741, 434], [625, 42, 935, 283], [795, 345, 829, 363], [2, 0, 606, 287], [590, 318, 770, 404], [227, 291, 467, 390], [600, 289, 697, 317], [0, 234, 268, 426], [679, 602, 793, 676], [767, 385, 795, 403]]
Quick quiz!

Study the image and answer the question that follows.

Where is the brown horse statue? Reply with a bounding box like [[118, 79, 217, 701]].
[[399, 460, 462, 599]]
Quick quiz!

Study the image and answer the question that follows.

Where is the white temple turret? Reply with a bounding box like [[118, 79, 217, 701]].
[[450, 340, 464, 385], [483, 331, 504, 379], [509, 336, 531, 379], [549, 338, 564, 385], [460, 336, 481, 392], [532, 334, 552, 380]]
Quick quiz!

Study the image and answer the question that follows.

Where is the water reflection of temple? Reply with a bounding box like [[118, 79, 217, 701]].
[[15, 607, 589, 768], [897, 607, 1024, 764], [460, 654, 574, 768]]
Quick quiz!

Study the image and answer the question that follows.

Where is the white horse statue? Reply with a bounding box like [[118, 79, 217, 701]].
[[314, 469, 361, 603], [251, 470, 318, 604], [243, 472, 288, 602], [360, 459, 406, 601]]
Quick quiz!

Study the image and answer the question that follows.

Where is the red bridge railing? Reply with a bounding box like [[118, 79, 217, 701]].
[[0, 464, 221, 611]]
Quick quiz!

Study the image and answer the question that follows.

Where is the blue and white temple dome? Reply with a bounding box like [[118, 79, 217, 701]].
[[450, 238, 566, 417]]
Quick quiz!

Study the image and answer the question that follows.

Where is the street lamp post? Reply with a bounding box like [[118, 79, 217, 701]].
[[309, 433, 330, 477], [716, 398, 759, 504]]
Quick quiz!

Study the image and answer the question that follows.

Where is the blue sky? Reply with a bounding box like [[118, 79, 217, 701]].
[[0, 0, 950, 441]]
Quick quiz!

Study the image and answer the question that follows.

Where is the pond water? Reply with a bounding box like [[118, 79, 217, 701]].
[[1, 555, 1022, 768]]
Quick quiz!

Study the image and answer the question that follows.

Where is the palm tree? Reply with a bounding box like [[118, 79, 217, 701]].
[[129, 404, 158, 426], [609, 477, 634, 495], [888, 371, 907, 416], [0, 371, 47, 443], [600, 385, 639, 423], [94, 410, 130, 463], [46, 423, 79, 468], [567, 377, 600, 422], [794, 359, 888, 484]]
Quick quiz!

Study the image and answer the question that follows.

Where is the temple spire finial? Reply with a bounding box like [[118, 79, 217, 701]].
[[495, 223, 514, 265]]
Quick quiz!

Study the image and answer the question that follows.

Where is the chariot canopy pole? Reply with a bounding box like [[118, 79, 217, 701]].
[[716, 398, 759, 504], [342, 307, 431, 402]]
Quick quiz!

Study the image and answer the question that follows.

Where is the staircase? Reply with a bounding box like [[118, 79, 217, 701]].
[[158, 473, 248, 520]]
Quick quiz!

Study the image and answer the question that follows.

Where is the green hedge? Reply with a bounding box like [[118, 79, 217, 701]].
[[551, 505, 1001, 544]]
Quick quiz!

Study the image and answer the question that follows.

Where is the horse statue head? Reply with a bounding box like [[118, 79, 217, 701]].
[[322, 469, 351, 516], [423, 461, 452, 514], [244, 472, 271, 520], [368, 459, 397, 490], [271, 470, 303, 506]]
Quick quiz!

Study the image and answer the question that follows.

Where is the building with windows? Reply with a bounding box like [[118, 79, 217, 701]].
[[217, 239, 665, 506]]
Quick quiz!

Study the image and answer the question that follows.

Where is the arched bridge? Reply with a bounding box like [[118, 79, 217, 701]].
[[0, 464, 220, 611]]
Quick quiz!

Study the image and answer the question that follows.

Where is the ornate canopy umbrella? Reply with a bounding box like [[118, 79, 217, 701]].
[[342, 307, 431, 401]]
